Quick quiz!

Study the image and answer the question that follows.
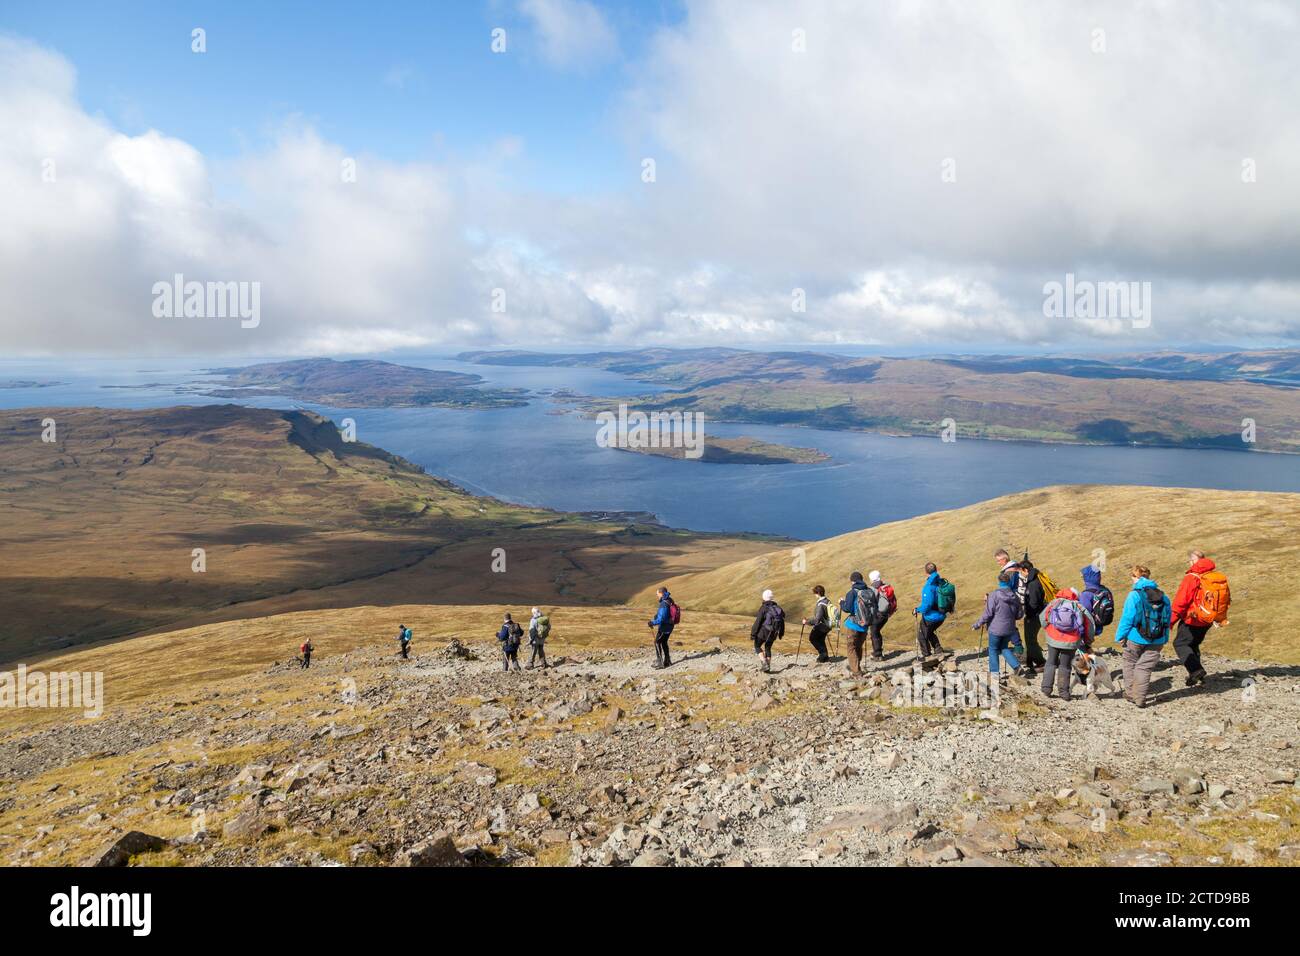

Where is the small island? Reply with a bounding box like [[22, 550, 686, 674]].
[[616, 434, 829, 465]]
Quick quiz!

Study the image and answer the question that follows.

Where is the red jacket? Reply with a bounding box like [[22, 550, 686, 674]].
[[1171, 558, 1216, 623]]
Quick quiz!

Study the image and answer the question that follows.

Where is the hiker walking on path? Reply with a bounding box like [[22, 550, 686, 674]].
[[1114, 565, 1171, 708], [913, 563, 951, 658], [1075, 564, 1117, 696], [396, 624, 412, 660], [648, 586, 678, 670], [497, 613, 523, 672], [299, 640, 314, 669], [1041, 587, 1094, 701], [839, 571, 876, 676], [972, 570, 1025, 681], [867, 570, 895, 661], [802, 585, 832, 663], [527, 607, 551, 670], [751, 589, 785, 673], [1018, 557, 1048, 674], [1170, 551, 1230, 687], [1078, 565, 1114, 638]]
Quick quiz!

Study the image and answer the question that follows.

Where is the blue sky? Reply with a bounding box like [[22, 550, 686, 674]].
[[2, 0, 681, 194], [2, 2, 1299, 356]]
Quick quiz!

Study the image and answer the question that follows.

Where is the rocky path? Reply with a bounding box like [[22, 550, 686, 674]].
[[2, 637, 1299, 867]]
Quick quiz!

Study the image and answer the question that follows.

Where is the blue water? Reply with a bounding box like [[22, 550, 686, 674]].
[[3, 356, 1299, 540]]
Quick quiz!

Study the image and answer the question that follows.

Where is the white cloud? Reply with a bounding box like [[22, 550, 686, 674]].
[[4, 3, 1300, 358], [518, 0, 619, 71]]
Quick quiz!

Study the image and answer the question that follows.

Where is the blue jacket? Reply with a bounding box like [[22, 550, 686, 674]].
[[915, 571, 946, 623], [840, 581, 872, 633], [1079, 565, 1106, 636], [650, 591, 675, 633], [1114, 577, 1170, 645]]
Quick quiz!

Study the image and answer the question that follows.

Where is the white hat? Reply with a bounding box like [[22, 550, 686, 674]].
[[532, 607, 539, 615], [868, 570, 881, 583], [761, 588, 774, 601]]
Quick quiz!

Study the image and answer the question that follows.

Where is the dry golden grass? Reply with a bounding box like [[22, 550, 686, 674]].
[[0, 603, 759, 732], [643, 484, 1300, 664]]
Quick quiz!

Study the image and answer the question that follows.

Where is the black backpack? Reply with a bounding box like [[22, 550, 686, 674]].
[[761, 602, 785, 640], [1087, 586, 1115, 627], [1134, 587, 1167, 640], [850, 586, 879, 629]]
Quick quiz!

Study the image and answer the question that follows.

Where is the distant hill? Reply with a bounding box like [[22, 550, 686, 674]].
[[460, 348, 1300, 453], [641, 484, 1300, 664], [200, 357, 527, 408], [0, 406, 773, 663]]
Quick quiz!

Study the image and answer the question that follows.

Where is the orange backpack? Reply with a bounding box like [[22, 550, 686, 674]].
[[1187, 571, 1231, 626]]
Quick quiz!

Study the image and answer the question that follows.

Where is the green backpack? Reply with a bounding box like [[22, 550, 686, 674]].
[[936, 578, 957, 614]]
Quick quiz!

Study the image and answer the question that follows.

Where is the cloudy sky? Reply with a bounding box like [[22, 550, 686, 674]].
[[2, 0, 1299, 357]]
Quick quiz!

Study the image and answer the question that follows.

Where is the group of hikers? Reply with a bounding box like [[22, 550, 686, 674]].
[[736, 548, 1231, 707], [292, 550, 1230, 710]]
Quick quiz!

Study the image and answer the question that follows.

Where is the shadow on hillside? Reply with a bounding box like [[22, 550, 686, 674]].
[[1148, 663, 1300, 705]]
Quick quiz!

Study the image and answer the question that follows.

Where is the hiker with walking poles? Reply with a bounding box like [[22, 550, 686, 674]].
[[914, 563, 953, 658], [840, 571, 877, 677], [751, 589, 785, 673], [1114, 564, 1172, 708], [1170, 550, 1231, 688], [972, 570, 1027, 683], [867, 571, 895, 661], [801, 585, 833, 663], [647, 586, 679, 670]]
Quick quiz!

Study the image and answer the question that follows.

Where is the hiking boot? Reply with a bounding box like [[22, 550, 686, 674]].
[[651, 662, 664, 670], [816, 655, 829, 663], [525, 663, 535, 670], [1189, 668, 1208, 686], [871, 654, 884, 661]]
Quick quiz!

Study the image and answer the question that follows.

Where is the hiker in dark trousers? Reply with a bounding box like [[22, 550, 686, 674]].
[[972, 571, 1025, 680], [1018, 559, 1048, 674], [802, 585, 832, 662], [396, 625, 412, 659], [751, 589, 786, 673], [1040, 587, 1094, 701], [914, 563, 947, 657], [1115, 564, 1171, 708], [527, 607, 550, 670], [867, 571, 895, 660], [299, 640, 313, 669], [1170, 550, 1217, 687], [648, 586, 676, 669], [497, 613, 523, 672], [840, 571, 873, 676]]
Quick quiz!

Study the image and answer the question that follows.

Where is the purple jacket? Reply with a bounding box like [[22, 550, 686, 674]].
[[974, 584, 1022, 635]]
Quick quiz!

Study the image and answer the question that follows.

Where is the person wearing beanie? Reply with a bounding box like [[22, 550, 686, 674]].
[[751, 588, 785, 673], [867, 570, 897, 661]]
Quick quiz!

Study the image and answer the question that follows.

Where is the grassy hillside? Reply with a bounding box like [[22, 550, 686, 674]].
[[0, 406, 774, 663], [641, 484, 1300, 664]]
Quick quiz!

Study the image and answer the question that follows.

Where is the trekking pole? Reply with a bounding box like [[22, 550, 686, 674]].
[[795, 622, 805, 666]]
